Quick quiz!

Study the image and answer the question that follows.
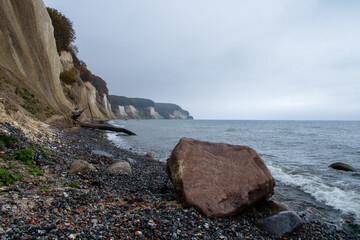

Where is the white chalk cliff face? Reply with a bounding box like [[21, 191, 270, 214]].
[[147, 106, 163, 119], [116, 106, 129, 119], [59, 51, 115, 119], [125, 105, 140, 119], [0, 0, 73, 113], [169, 110, 187, 119], [100, 94, 116, 119], [60, 51, 74, 72]]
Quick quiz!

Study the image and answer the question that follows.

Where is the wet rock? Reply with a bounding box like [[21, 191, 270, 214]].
[[329, 162, 356, 172], [107, 161, 131, 174], [166, 137, 275, 217], [69, 160, 90, 174], [256, 211, 302, 237]]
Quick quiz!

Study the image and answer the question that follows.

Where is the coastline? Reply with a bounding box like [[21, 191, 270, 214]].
[[0, 124, 353, 239]]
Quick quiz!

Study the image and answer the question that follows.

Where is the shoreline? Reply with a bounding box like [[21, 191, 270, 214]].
[[0, 124, 354, 239]]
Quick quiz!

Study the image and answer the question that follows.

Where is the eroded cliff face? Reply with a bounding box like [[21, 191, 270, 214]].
[[0, 0, 73, 115], [59, 51, 115, 120]]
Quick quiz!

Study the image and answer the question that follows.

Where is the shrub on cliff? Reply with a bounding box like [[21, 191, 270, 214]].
[[92, 75, 109, 96], [60, 70, 76, 85], [77, 65, 92, 82]]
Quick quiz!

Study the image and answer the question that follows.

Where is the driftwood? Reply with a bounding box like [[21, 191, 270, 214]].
[[76, 121, 136, 135], [70, 109, 84, 122]]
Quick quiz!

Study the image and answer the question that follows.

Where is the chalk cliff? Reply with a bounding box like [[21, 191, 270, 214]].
[[0, 0, 192, 125], [0, 0, 73, 116], [108, 95, 193, 120], [59, 51, 115, 120]]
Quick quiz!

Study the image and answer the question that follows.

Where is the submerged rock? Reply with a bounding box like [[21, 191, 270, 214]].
[[329, 162, 356, 172], [166, 137, 275, 218], [256, 211, 302, 237]]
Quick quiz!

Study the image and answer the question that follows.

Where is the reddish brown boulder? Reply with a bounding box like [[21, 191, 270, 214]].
[[166, 137, 275, 218]]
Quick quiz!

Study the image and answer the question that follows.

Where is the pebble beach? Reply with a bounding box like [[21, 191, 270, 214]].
[[0, 124, 353, 239]]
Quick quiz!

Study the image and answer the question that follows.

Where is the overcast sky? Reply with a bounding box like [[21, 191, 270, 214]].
[[44, 0, 360, 120]]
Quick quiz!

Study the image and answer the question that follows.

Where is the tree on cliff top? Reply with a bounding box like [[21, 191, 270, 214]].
[[47, 7, 75, 53], [47, 7, 92, 82]]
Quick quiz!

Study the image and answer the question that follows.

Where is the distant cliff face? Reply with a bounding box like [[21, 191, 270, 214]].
[[109, 95, 193, 120], [0, 0, 73, 115]]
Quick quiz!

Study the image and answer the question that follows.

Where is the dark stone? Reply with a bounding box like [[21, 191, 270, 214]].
[[256, 211, 302, 237], [329, 162, 356, 172]]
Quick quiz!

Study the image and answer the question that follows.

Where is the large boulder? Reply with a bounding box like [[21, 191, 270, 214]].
[[166, 137, 275, 218]]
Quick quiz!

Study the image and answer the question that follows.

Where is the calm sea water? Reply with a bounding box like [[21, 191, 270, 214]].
[[107, 120, 360, 224]]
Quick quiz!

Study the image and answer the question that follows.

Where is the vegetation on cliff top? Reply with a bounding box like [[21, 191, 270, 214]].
[[46, 8, 75, 53]]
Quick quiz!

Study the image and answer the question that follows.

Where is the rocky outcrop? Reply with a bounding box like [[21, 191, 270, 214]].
[[0, 0, 74, 115], [166, 138, 275, 218], [109, 95, 193, 119]]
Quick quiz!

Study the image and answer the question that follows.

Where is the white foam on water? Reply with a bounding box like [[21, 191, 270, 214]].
[[106, 132, 129, 149], [268, 163, 360, 221]]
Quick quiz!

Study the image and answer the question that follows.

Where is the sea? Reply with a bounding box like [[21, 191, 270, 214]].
[[107, 119, 360, 225]]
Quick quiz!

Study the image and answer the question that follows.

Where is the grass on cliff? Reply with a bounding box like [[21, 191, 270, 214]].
[[15, 88, 55, 117]]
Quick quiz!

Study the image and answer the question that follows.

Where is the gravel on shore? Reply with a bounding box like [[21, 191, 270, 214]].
[[0, 123, 353, 239]]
